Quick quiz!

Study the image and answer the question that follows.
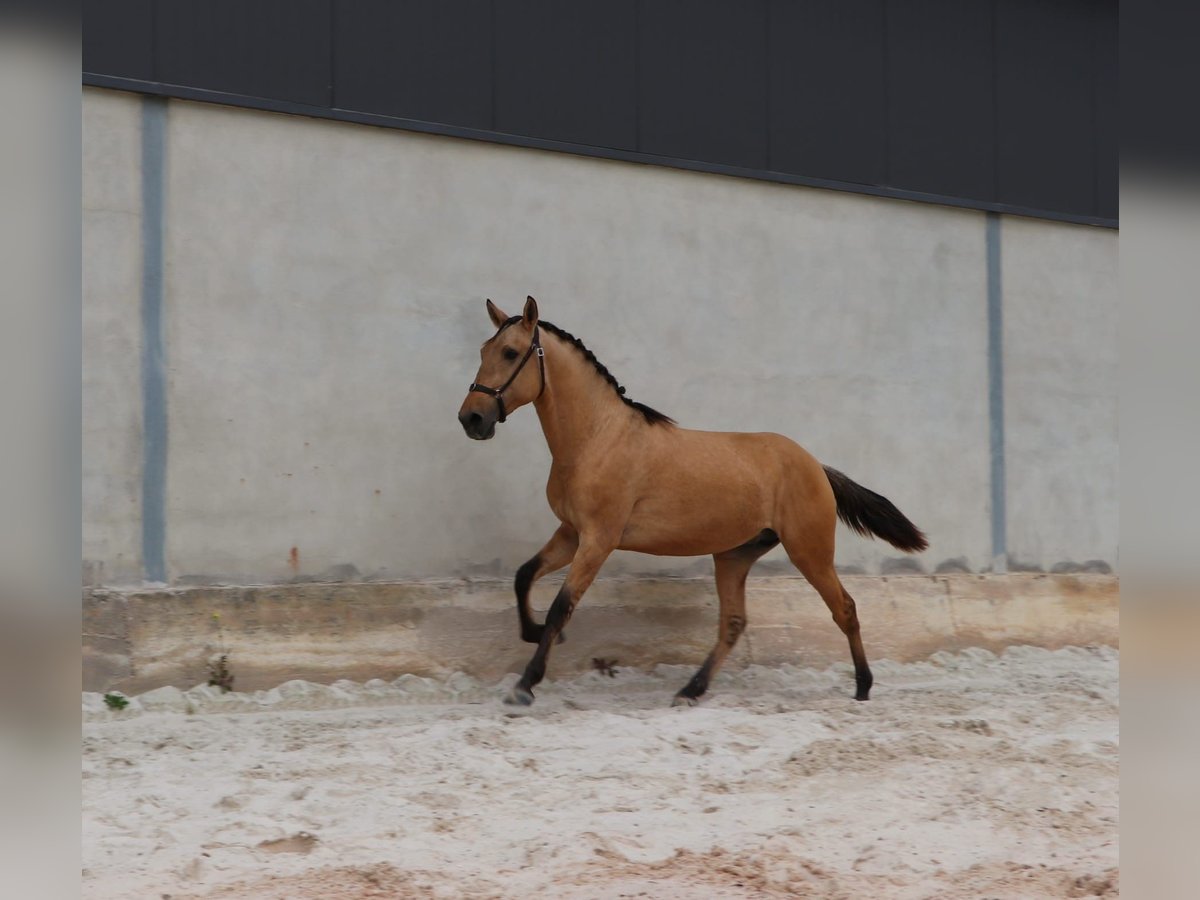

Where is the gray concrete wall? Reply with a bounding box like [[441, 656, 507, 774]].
[[1002, 217, 1119, 572], [82, 87, 1118, 586], [82, 89, 143, 584]]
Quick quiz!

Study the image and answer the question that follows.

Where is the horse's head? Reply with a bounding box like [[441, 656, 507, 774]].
[[458, 296, 545, 440]]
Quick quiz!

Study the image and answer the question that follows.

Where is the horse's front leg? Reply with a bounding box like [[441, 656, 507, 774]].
[[505, 531, 616, 707], [513, 523, 579, 644]]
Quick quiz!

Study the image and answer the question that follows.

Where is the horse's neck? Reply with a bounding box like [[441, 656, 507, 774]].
[[533, 338, 628, 465]]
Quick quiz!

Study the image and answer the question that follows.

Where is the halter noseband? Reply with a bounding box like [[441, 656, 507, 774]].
[[468, 325, 545, 424]]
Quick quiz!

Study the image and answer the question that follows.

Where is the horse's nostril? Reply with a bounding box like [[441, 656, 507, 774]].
[[459, 410, 485, 434]]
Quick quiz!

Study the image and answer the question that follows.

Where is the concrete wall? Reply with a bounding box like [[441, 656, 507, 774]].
[[83, 574, 1119, 694], [82, 87, 1118, 586], [82, 89, 143, 584], [1001, 217, 1119, 571]]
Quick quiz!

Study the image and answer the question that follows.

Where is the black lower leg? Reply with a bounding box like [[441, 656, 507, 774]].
[[512, 586, 574, 702], [844, 596, 871, 701], [854, 661, 873, 701], [514, 556, 541, 643], [676, 653, 716, 701], [850, 637, 872, 700]]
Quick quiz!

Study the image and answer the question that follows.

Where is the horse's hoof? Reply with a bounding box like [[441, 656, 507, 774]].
[[504, 686, 534, 707], [854, 692, 870, 702], [671, 694, 699, 708]]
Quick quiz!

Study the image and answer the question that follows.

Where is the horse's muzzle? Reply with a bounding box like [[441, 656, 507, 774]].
[[458, 407, 497, 440]]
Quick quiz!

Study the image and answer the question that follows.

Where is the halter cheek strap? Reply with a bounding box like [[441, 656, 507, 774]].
[[468, 325, 545, 424]]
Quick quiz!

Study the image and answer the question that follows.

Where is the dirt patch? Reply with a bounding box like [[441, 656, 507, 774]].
[[83, 646, 1118, 899]]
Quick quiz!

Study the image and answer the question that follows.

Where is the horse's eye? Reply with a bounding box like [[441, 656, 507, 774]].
[[503, 348, 519, 361]]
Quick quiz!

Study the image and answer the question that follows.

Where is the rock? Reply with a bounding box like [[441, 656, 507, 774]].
[[138, 686, 188, 713]]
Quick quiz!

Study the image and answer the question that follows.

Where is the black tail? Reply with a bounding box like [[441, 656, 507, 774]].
[[823, 466, 928, 553]]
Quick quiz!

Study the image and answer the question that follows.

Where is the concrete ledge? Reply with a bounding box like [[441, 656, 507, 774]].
[[82, 574, 1118, 693]]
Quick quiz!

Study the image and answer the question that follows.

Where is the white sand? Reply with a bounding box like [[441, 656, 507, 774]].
[[82, 646, 1118, 898]]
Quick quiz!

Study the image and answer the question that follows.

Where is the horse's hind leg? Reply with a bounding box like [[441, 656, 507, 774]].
[[513, 523, 578, 644], [784, 541, 873, 700], [673, 530, 778, 707]]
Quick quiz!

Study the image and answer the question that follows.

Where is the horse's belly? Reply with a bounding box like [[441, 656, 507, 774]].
[[618, 493, 767, 556]]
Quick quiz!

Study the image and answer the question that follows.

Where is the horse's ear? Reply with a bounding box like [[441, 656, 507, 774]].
[[523, 296, 539, 328], [486, 298, 509, 329]]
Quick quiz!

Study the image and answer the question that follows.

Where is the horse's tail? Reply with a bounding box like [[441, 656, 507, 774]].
[[823, 466, 928, 553]]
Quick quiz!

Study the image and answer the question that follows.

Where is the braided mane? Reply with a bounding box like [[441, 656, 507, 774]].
[[497, 317, 675, 427]]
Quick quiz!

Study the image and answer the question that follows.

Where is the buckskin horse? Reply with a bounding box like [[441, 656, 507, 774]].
[[458, 297, 927, 707]]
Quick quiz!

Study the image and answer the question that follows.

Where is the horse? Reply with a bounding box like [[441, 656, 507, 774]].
[[457, 297, 927, 707]]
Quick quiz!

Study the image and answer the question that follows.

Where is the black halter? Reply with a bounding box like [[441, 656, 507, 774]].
[[468, 325, 545, 423]]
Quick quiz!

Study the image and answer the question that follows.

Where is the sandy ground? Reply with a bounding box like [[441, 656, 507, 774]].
[[82, 646, 1118, 899]]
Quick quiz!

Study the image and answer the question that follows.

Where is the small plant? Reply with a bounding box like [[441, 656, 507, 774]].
[[206, 612, 235, 693], [207, 653, 234, 692], [103, 692, 129, 711], [591, 657, 619, 678]]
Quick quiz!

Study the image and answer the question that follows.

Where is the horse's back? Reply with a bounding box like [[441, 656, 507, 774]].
[[661, 427, 825, 479], [678, 427, 836, 515]]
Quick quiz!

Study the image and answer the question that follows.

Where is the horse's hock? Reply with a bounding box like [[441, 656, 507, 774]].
[[83, 573, 1117, 694]]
